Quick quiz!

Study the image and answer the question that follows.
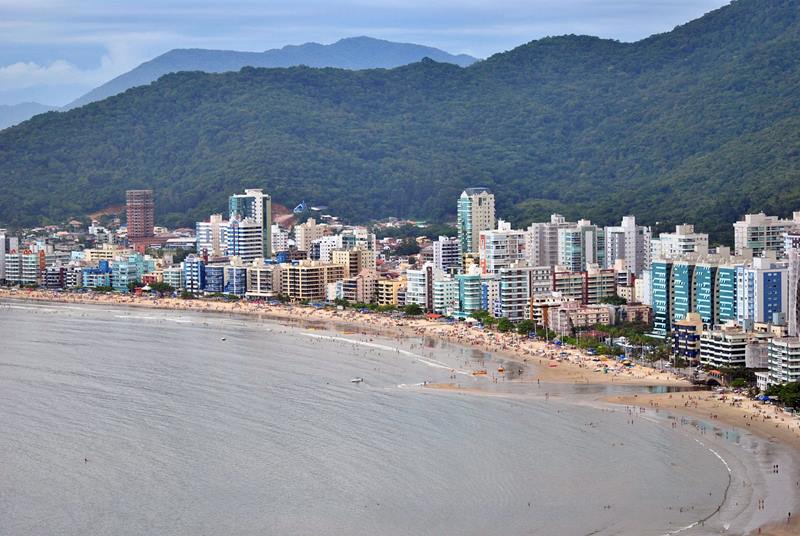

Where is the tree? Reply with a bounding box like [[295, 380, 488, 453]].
[[404, 303, 423, 316], [149, 281, 174, 293], [516, 320, 536, 335], [180, 290, 195, 299], [600, 294, 627, 306], [497, 317, 513, 333], [127, 281, 141, 292]]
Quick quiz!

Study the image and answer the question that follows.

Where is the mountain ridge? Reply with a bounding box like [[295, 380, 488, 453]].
[[0, 0, 798, 243], [66, 36, 478, 109]]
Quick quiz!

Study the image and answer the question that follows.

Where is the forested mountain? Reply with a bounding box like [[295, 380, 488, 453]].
[[66, 37, 477, 108], [0, 0, 798, 243]]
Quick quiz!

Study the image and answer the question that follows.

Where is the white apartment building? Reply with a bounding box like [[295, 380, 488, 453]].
[[432, 236, 461, 272], [433, 278, 459, 315], [605, 215, 651, 277], [312, 235, 343, 263], [768, 338, 800, 385], [406, 263, 447, 312], [733, 212, 800, 257], [526, 214, 575, 267], [271, 224, 289, 254], [196, 214, 229, 258], [787, 234, 800, 337], [651, 224, 709, 260], [478, 220, 526, 275]]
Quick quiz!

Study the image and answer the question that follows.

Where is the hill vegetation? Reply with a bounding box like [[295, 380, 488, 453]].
[[0, 0, 798, 243]]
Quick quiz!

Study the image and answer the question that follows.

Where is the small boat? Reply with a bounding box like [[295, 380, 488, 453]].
[[350, 377, 364, 383], [472, 370, 488, 376], [221, 337, 226, 341], [497, 366, 505, 373]]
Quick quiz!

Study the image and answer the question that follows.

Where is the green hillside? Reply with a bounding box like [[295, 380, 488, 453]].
[[0, 0, 798, 243]]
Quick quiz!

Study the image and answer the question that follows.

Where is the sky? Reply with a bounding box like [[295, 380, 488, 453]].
[[0, 0, 730, 107]]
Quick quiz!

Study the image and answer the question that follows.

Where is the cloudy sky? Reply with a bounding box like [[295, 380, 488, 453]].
[[0, 0, 729, 107]]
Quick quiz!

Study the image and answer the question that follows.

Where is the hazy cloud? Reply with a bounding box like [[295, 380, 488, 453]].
[[0, 0, 730, 105]]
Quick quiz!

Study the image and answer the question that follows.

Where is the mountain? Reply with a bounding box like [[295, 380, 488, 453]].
[[0, 0, 798, 243], [66, 37, 478, 109], [0, 102, 57, 130]]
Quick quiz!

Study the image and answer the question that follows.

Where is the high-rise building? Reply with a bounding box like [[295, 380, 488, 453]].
[[196, 214, 229, 258], [182, 255, 206, 294], [126, 190, 155, 242], [294, 218, 324, 254], [651, 224, 709, 260], [271, 224, 289, 254], [733, 212, 800, 257], [228, 189, 272, 258], [735, 256, 788, 325], [787, 232, 800, 337], [526, 214, 575, 267], [457, 187, 495, 255], [497, 263, 553, 322], [605, 216, 651, 277], [432, 236, 461, 272], [478, 220, 526, 275], [557, 220, 605, 272], [280, 260, 346, 302], [227, 217, 264, 262], [768, 338, 800, 385]]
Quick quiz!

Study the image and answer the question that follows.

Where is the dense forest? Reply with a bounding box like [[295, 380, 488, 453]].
[[0, 0, 798, 243]]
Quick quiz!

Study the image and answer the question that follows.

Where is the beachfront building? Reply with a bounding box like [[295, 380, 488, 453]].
[[433, 236, 461, 272], [3, 250, 44, 286], [557, 220, 605, 273], [224, 260, 248, 296], [735, 255, 788, 326], [651, 224, 709, 260], [478, 220, 526, 275], [228, 189, 272, 258], [406, 263, 439, 312], [457, 187, 496, 255], [605, 216, 651, 277], [768, 338, 800, 385], [551, 266, 616, 306], [280, 260, 346, 302], [204, 265, 225, 293], [196, 214, 229, 258], [432, 277, 459, 315], [376, 278, 404, 307], [733, 212, 800, 257], [162, 265, 184, 290], [111, 253, 155, 292], [672, 312, 703, 363], [549, 303, 613, 335], [246, 259, 282, 299], [82, 261, 113, 289], [496, 263, 554, 322], [651, 248, 749, 337], [455, 269, 483, 317], [227, 217, 263, 262], [699, 324, 749, 368], [182, 255, 206, 294]]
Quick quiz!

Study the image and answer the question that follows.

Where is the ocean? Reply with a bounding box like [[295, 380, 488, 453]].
[[0, 300, 795, 535]]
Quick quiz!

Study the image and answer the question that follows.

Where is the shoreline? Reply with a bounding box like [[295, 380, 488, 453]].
[[0, 288, 690, 388]]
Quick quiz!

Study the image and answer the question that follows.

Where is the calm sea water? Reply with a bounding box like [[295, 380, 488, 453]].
[[0, 300, 794, 535]]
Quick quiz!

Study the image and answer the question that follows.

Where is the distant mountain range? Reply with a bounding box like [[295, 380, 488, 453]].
[[0, 102, 57, 130], [67, 37, 477, 109], [1, 0, 797, 243], [0, 37, 477, 130]]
